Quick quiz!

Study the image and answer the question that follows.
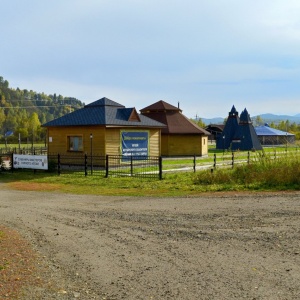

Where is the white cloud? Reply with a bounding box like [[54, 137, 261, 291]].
[[2, 0, 300, 119]]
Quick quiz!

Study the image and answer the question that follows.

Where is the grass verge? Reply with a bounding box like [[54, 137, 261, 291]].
[[1, 152, 299, 196]]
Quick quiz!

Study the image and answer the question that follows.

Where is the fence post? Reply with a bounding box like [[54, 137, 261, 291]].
[[105, 155, 109, 178], [58, 154, 61, 176], [213, 153, 216, 169], [130, 155, 133, 176], [11, 152, 14, 173], [84, 154, 88, 176], [193, 155, 196, 172], [159, 156, 162, 180], [33, 148, 36, 174], [247, 151, 250, 164], [232, 152, 234, 168]]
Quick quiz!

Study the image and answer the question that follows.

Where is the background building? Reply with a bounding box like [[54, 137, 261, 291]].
[[140, 100, 210, 156]]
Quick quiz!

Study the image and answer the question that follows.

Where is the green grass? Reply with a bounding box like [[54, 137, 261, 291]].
[[1, 151, 300, 196], [1, 146, 300, 197], [194, 152, 300, 191]]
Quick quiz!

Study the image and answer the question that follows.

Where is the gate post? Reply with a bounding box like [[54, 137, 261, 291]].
[[11, 153, 14, 173], [58, 154, 61, 175], [84, 154, 88, 176], [105, 155, 109, 178], [159, 156, 162, 180], [130, 155, 133, 176]]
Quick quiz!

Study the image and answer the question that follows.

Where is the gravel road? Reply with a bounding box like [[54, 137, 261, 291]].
[[1, 187, 300, 300]]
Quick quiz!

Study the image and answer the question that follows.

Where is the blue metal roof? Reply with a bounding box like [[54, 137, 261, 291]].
[[43, 97, 166, 128], [255, 125, 294, 136]]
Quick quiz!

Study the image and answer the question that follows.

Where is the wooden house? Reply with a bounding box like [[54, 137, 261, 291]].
[[43, 98, 165, 160], [140, 100, 210, 156]]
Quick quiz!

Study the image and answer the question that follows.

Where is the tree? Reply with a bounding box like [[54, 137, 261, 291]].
[[196, 118, 206, 128], [0, 75, 85, 142], [253, 115, 263, 126], [29, 112, 41, 131], [0, 109, 5, 129], [29, 112, 42, 141], [190, 117, 206, 129]]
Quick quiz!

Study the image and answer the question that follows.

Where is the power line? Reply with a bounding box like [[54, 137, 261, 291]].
[[0, 105, 72, 108]]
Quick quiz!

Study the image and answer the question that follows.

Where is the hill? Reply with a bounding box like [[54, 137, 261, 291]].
[[0, 75, 84, 143], [257, 113, 300, 124], [200, 114, 300, 125]]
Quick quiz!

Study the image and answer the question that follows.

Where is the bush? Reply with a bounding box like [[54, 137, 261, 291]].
[[193, 152, 300, 190]]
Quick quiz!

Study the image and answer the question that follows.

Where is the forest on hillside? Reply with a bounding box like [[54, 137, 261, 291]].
[[0, 76, 84, 144]]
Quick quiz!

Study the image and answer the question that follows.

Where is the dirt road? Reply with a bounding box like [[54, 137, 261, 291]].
[[1, 187, 300, 299]]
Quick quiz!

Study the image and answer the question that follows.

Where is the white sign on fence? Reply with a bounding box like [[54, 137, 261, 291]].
[[13, 154, 48, 170]]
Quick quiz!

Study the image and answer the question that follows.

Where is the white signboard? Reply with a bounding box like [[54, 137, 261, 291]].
[[13, 154, 48, 170]]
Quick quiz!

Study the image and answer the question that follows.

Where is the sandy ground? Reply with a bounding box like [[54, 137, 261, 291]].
[[0, 187, 300, 299]]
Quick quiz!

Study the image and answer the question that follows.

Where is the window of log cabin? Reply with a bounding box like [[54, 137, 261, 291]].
[[68, 136, 83, 151]]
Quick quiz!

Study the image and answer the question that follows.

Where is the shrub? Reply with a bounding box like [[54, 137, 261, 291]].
[[193, 152, 300, 190]]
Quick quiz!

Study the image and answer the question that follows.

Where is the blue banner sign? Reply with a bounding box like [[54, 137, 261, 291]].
[[121, 131, 148, 160]]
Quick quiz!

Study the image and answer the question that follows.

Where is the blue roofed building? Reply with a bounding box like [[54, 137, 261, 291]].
[[255, 124, 295, 145]]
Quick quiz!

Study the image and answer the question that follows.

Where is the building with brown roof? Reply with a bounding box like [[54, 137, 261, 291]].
[[140, 100, 210, 156]]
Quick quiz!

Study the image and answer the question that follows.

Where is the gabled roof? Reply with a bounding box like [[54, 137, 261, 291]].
[[43, 97, 165, 128], [140, 100, 210, 135], [255, 125, 295, 136], [140, 100, 182, 113]]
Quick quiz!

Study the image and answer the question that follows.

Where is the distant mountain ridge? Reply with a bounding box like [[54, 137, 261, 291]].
[[200, 113, 300, 125]]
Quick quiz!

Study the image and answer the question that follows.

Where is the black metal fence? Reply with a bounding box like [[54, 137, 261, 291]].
[[107, 155, 162, 179], [4, 149, 300, 179], [48, 154, 162, 179]]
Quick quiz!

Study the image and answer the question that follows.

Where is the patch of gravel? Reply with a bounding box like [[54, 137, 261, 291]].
[[1, 188, 300, 299]]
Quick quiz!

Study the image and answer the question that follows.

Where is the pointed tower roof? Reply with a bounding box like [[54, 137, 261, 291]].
[[239, 108, 252, 124], [217, 106, 262, 150], [229, 105, 238, 116], [216, 104, 240, 149]]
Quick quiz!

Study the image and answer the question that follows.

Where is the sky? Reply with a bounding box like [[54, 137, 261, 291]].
[[2, 0, 300, 119]]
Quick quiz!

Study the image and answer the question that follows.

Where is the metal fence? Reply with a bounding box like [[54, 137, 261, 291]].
[[2, 149, 300, 179], [47, 154, 162, 179], [0, 147, 47, 155], [48, 153, 106, 176], [107, 155, 162, 179]]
